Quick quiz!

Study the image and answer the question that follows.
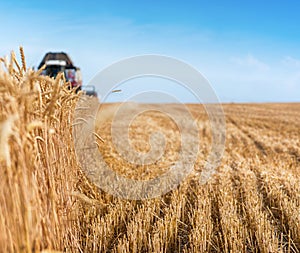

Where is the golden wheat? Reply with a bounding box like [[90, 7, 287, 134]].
[[0, 50, 299, 252]]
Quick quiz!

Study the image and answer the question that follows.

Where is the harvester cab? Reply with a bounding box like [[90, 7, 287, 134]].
[[38, 52, 82, 91]]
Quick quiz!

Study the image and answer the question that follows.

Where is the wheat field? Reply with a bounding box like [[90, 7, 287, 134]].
[[0, 51, 299, 252]]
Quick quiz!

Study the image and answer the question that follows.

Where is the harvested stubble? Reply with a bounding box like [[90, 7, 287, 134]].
[[1, 50, 300, 253]]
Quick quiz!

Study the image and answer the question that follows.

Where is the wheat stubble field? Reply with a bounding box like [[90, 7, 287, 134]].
[[0, 52, 300, 252], [94, 102, 300, 253]]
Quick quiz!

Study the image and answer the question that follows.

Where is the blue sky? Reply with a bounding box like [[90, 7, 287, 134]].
[[1, 0, 300, 102]]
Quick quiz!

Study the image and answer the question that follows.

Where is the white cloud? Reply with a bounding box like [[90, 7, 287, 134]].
[[282, 56, 300, 68], [231, 54, 270, 72]]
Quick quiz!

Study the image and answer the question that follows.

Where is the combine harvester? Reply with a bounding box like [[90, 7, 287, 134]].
[[38, 52, 97, 97]]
